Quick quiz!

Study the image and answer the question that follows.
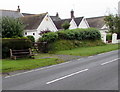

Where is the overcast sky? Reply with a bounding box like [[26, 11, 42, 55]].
[[0, 0, 119, 18]]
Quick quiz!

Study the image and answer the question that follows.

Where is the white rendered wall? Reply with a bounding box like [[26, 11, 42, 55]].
[[78, 18, 89, 28], [37, 14, 58, 33], [24, 30, 39, 42], [69, 19, 77, 29]]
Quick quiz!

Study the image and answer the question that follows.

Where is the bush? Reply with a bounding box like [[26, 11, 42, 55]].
[[61, 21, 70, 30], [40, 32, 58, 43], [106, 34, 112, 41], [27, 36, 35, 42], [39, 30, 51, 35], [2, 38, 32, 58], [1, 17, 25, 38], [58, 28, 101, 40]]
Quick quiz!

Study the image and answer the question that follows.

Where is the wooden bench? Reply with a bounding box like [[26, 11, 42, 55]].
[[10, 48, 34, 60]]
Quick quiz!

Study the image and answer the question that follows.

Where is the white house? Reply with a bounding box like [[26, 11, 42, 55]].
[[86, 16, 109, 33], [21, 13, 58, 41], [51, 10, 89, 30]]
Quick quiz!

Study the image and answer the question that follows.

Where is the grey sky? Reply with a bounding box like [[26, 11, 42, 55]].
[[0, 0, 119, 18]]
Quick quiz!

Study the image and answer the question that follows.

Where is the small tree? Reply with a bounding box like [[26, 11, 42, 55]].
[[1, 17, 25, 38], [62, 21, 70, 30], [104, 14, 120, 34]]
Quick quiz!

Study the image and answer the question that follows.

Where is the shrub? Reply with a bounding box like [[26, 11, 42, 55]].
[[1, 17, 25, 38], [27, 35, 35, 42], [39, 30, 51, 35], [40, 32, 58, 43], [61, 21, 70, 30], [2, 38, 32, 58], [106, 34, 112, 41], [58, 28, 101, 40]]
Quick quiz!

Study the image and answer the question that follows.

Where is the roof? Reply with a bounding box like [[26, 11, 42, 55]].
[[20, 13, 47, 30], [22, 13, 35, 16], [50, 16, 61, 21], [0, 9, 23, 18], [86, 16, 106, 29], [52, 17, 84, 30], [74, 17, 84, 26], [53, 18, 72, 29]]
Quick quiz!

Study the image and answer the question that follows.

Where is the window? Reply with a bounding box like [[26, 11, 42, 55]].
[[33, 33, 35, 35], [25, 32, 27, 35]]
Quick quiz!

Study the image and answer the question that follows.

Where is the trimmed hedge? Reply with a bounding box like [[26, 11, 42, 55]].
[[2, 38, 32, 58], [40, 32, 58, 43], [58, 28, 101, 40], [39, 28, 101, 43], [38, 28, 102, 53]]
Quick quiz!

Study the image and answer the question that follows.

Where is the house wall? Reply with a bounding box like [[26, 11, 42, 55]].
[[24, 14, 58, 41], [78, 18, 89, 28], [24, 30, 39, 42], [37, 14, 58, 33], [69, 19, 77, 29]]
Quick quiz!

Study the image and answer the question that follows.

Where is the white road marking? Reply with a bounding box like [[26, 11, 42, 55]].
[[4, 61, 71, 78], [46, 69, 88, 84], [101, 58, 119, 65]]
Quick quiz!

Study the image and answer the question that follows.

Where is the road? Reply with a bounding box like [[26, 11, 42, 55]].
[[2, 50, 119, 90]]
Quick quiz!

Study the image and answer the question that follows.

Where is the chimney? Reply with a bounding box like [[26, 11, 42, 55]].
[[71, 9, 74, 19], [56, 12, 59, 17], [17, 6, 20, 12]]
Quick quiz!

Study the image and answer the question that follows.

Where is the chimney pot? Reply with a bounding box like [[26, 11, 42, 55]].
[[17, 5, 20, 12], [71, 9, 74, 18]]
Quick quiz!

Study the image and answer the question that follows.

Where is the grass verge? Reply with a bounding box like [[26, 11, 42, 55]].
[[55, 44, 119, 56], [2, 58, 64, 73]]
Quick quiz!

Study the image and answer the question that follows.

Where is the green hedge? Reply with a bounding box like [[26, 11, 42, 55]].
[[2, 38, 32, 58], [39, 28, 101, 43], [40, 32, 58, 43], [58, 28, 101, 40], [38, 28, 102, 53]]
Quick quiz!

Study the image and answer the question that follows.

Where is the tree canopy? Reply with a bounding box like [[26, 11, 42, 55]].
[[104, 14, 120, 34], [62, 21, 70, 30], [1, 17, 25, 38]]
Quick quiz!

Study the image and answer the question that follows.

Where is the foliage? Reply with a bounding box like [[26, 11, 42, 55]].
[[27, 35, 35, 42], [61, 21, 70, 30], [104, 14, 120, 34], [2, 38, 32, 58], [38, 40, 105, 53], [39, 30, 51, 35], [1, 17, 25, 38], [40, 32, 58, 43], [106, 34, 112, 41], [58, 28, 101, 40]]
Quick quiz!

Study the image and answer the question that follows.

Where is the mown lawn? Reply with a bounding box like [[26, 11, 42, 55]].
[[55, 44, 119, 56], [2, 58, 64, 73]]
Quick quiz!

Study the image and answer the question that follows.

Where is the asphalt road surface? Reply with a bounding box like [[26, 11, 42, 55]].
[[2, 50, 119, 90]]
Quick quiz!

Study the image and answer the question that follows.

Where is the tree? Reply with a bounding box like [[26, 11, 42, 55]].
[[62, 21, 70, 30], [104, 14, 120, 34], [1, 17, 25, 38]]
